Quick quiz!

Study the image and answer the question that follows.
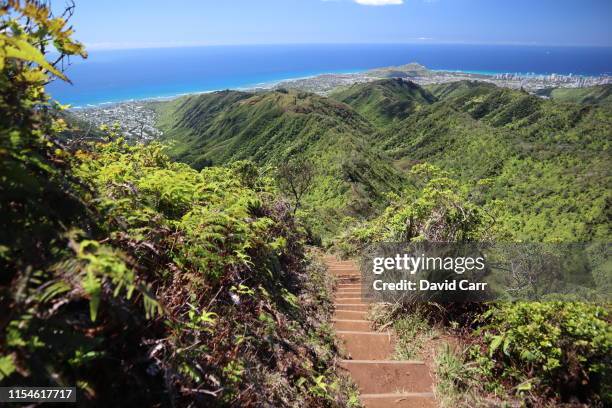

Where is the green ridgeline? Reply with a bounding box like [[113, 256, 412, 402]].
[[365, 80, 611, 242], [157, 78, 611, 243], [4, 2, 610, 406], [329, 78, 437, 128], [540, 84, 612, 106], [1, 4, 361, 404], [155, 88, 404, 239]]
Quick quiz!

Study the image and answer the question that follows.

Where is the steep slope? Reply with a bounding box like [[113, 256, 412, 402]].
[[379, 81, 612, 241], [427, 81, 545, 126], [157, 81, 610, 242], [156, 89, 404, 237], [425, 80, 499, 101], [3, 136, 360, 406], [382, 103, 513, 180], [330, 78, 436, 128], [540, 84, 612, 106]]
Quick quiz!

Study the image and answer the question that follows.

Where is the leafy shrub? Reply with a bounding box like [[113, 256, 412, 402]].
[[3, 135, 359, 406], [335, 163, 497, 256], [434, 344, 489, 408], [474, 302, 611, 404], [0, 3, 356, 405], [392, 312, 436, 360]]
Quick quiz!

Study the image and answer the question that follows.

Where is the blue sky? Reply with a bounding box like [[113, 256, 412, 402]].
[[65, 0, 612, 49]]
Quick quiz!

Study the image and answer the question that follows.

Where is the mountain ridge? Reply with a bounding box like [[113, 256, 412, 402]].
[[329, 78, 437, 128], [156, 79, 611, 242], [156, 88, 404, 237]]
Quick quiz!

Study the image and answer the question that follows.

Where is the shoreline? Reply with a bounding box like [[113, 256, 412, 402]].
[[69, 65, 612, 110], [69, 69, 364, 109]]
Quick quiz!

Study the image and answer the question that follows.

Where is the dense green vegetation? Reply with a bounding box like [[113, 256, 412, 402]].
[[474, 302, 611, 402], [537, 84, 612, 106], [332, 145, 610, 406], [1, 3, 358, 406], [329, 78, 436, 128], [2, 2, 611, 407], [156, 89, 403, 238], [325, 81, 611, 405], [158, 79, 611, 243], [383, 80, 611, 241], [3, 140, 357, 406], [333, 163, 498, 257]]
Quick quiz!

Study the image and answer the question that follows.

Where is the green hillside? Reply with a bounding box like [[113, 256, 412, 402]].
[[330, 78, 436, 127], [156, 80, 611, 242], [540, 84, 612, 106], [373, 81, 612, 241], [156, 89, 404, 237], [425, 80, 499, 100], [1, 6, 360, 405], [3, 2, 611, 407]]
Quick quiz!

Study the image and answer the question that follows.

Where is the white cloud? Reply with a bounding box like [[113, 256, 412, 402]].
[[354, 0, 403, 5]]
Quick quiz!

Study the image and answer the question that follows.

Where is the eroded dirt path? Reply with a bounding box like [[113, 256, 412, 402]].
[[325, 256, 437, 408]]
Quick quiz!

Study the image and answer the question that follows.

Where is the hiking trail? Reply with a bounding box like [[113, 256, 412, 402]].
[[324, 256, 437, 408]]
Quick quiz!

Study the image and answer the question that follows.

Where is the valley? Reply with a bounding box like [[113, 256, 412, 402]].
[[69, 62, 612, 142], [148, 78, 611, 243], [3, 2, 611, 407], [67, 75, 612, 242]]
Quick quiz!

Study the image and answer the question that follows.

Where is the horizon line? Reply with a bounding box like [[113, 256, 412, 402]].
[[83, 40, 612, 52]]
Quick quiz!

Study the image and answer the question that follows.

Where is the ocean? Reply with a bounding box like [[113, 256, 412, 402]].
[[47, 43, 612, 107]]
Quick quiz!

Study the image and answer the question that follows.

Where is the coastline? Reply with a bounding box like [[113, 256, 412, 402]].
[[68, 69, 364, 109], [68, 64, 612, 110], [49, 43, 612, 108]]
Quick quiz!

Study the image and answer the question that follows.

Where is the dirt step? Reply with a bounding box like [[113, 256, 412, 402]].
[[335, 294, 363, 300], [337, 280, 362, 285], [333, 274, 360, 278], [336, 331, 395, 360], [332, 303, 369, 312], [337, 278, 362, 284], [334, 310, 368, 320], [335, 296, 364, 302], [335, 278, 362, 283], [339, 360, 432, 394], [334, 296, 364, 302], [332, 319, 372, 331], [334, 293, 369, 306], [336, 290, 362, 295], [360, 393, 437, 408]]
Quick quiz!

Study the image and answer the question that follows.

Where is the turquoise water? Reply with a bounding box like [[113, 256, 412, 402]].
[[47, 43, 612, 107]]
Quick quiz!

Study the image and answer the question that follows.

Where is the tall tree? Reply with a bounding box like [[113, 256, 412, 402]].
[[277, 157, 315, 216]]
